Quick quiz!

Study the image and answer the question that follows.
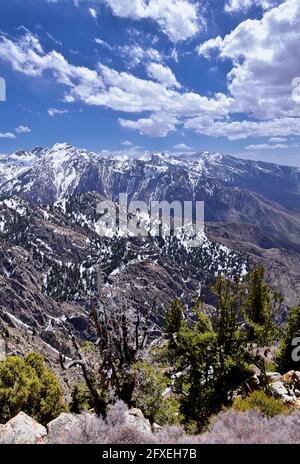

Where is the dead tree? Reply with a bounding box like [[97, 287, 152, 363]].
[[59, 266, 163, 410], [59, 321, 106, 416]]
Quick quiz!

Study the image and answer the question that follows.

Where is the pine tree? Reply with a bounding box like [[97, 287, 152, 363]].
[[0, 353, 65, 425], [276, 303, 300, 373], [240, 266, 281, 345]]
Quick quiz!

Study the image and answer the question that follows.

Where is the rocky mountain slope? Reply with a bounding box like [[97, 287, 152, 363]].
[[0, 192, 248, 376], [1, 143, 300, 250], [0, 143, 300, 370]]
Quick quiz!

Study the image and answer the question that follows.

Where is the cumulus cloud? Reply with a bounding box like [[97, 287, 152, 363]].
[[121, 140, 134, 146], [146, 62, 181, 89], [15, 125, 31, 133], [193, 0, 300, 139], [185, 117, 300, 140], [0, 132, 16, 139], [0, 31, 234, 137], [103, 0, 203, 42], [117, 45, 162, 68], [224, 0, 281, 13], [3, 0, 300, 144], [120, 113, 180, 137], [47, 0, 203, 41], [174, 143, 194, 150]]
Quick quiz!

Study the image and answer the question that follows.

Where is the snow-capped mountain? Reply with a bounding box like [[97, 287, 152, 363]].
[[1, 143, 300, 251]]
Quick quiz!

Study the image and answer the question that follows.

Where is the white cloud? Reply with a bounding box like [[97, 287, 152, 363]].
[[0, 132, 16, 139], [0, 32, 234, 137], [269, 137, 287, 143], [89, 7, 97, 19], [185, 117, 300, 140], [48, 108, 69, 116], [103, 0, 203, 42], [193, 0, 300, 139], [6, 9, 300, 143], [120, 113, 179, 137], [121, 140, 134, 146], [0, 32, 105, 103], [118, 45, 162, 68], [146, 62, 181, 89], [246, 142, 292, 149], [174, 143, 194, 150], [15, 125, 31, 134], [95, 38, 112, 50], [198, 0, 300, 119], [225, 0, 281, 13]]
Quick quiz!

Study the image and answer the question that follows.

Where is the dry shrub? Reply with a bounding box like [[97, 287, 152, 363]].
[[47, 402, 300, 444]]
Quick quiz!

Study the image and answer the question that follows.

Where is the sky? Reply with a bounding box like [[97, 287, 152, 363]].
[[0, 0, 300, 166]]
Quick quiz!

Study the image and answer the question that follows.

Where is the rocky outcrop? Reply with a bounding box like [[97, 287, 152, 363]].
[[267, 371, 300, 406], [0, 408, 152, 444], [124, 408, 152, 436], [0, 412, 47, 444]]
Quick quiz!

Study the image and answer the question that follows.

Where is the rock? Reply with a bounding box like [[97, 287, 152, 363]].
[[162, 387, 173, 399], [47, 412, 101, 444], [281, 394, 296, 404], [266, 372, 282, 383], [269, 381, 289, 397], [152, 423, 162, 433], [292, 399, 300, 409], [47, 413, 81, 443], [124, 408, 152, 436], [283, 371, 300, 388], [0, 412, 47, 444]]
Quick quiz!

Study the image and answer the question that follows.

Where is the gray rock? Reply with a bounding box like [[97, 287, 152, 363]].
[[124, 408, 152, 436], [269, 381, 289, 397], [0, 412, 47, 444], [47, 412, 102, 444], [266, 372, 282, 383], [152, 423, 162, 433]]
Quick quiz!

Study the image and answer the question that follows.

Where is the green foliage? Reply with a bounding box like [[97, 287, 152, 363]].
[[233, 390, 286, 418], [165, 299, 184, 336], [131, 361, 181, 425], [240, 266, 280, 345], [81, 341, 97, 353], [173, 302, 253, 430], [70, 384, 92, 414], [276, 303, 300, 373], [265, 360, 277, 372], [0, 352, 65, 425], [155, 397, 183, 426], [70, 382, 108, 415], [164, 267, 280, 432]]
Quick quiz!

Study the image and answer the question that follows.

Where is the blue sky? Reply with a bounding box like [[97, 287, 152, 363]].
[[0, 0, 300, 165]]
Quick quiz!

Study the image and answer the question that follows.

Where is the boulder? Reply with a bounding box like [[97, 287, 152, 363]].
[[124, 408, 152, 436], [0, 412, 47, 444], [266, 372, 282, 383], [283, 371, 300, 388], [152, 423, 162, 433], [47, 412, 101, 444], [269, 381, 289, 397]]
